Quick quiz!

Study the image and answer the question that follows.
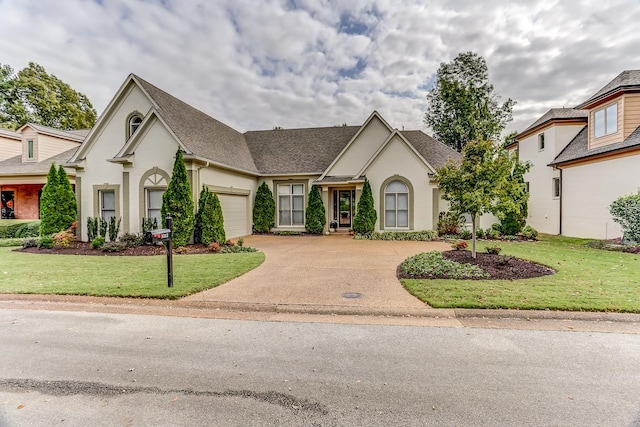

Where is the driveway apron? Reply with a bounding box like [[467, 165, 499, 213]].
[[182, 235, 451, 309]]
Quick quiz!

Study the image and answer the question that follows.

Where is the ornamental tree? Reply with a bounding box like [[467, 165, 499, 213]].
[[161, 149, 194, 247], [435, 139, 528, 258], [305, 185, 326, 234], [253, 181, 275, 233], [610, 190, 640, 243], [352, 179, 377, 234]]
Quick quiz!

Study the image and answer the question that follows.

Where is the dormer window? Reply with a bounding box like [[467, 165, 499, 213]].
[[27, 139, 34, 159], [128, 114, 143, 138], [594, 102, 617, 138]]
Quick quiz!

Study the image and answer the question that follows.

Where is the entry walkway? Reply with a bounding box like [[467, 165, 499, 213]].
[[182, 234, 451, 311]]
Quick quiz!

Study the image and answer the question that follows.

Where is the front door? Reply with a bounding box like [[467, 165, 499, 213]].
[[338, 190, 352, 228]]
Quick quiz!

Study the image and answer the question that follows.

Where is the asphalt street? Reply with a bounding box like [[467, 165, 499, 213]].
[[1, 309, 640, 426]]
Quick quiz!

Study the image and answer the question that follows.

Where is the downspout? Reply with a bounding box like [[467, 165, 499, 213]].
[[559, 168, 563, 235]]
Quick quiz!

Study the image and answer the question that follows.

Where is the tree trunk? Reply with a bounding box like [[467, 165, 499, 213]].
[[471, 213, 477, 259]]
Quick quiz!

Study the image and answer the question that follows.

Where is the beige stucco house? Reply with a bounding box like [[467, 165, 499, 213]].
[[513, 70, 640, 239], [0, 124, 86, 219], [67, 74, 460, 241]]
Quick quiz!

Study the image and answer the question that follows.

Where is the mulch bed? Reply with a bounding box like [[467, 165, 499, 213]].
[[399, 250, 555, 280], [16, 241, 213, 256]]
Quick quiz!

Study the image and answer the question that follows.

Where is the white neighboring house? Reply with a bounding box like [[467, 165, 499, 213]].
[[513, 70, 640, 239], [67, 74, 461, 242]]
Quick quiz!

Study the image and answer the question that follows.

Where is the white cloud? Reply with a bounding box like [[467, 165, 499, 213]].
[[1, 0, 639, 136]]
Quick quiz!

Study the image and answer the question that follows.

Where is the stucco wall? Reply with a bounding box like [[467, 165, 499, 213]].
[[326, 116, 391, 177], [562, 154, 640, 239], [520, 124, 584, 234]]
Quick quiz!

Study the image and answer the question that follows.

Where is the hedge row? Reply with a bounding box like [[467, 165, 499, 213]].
[[353, 230, 438, 241], [0, 221, 41, 239]]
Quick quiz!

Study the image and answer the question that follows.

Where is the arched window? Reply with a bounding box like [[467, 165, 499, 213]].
[[129, 115, 143, 138], [384, 180, 409, 228], [139, 169, 169, 227]]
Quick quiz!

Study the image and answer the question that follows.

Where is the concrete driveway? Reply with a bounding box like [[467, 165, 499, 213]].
[[182, 234, 451, 311]]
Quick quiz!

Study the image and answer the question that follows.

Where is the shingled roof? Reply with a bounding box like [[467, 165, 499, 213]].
[[18, 123, 87, 142], [576, 70, 640, 109], [517, 108, 588, 138], [550, 125, 640, 166], [134, 75, 259, 174], [0, 128, 20, 140], [400, 130, 460, 170], [0, 147, 78, 175]]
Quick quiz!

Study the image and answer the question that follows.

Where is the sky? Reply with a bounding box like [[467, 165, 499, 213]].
[[1, 0, 639, 136]]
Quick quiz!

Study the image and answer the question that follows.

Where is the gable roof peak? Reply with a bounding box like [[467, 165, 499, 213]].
[[576, 69, 640, 109]]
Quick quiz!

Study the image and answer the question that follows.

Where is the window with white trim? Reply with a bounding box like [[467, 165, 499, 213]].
[[278, 184, 304, 226], [594, 103, 617, 138], [146, 189, 164, 226], [129, 115, 143, 138], [385, 181, 409, 228], [100, 190, 116, 220], [552, 177, 560, 198], [538, 133, 545, 150], [27, 139, 34, 159]]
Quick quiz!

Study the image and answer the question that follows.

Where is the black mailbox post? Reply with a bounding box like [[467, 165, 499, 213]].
[[147, 216, 174, 288]]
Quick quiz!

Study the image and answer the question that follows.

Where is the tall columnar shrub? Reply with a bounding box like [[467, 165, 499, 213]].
[[210, 193, 226, 244], [57, 165, 77, 232], [39, 164, 61, 236], [352, 179, 377, 234], [87, 217, 98, 241], [253, 182, 275, 233], [610, 190, 640, 243], [305, 185, 326, 234], [108, 217, 121, 242], [194, 185, 208, 244], [161, 149, 195, 247]]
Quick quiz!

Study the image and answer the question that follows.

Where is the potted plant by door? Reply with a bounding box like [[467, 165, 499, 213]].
[[329, 220, 338, 232]]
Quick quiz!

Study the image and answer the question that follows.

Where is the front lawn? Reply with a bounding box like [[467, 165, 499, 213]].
[[401, 235, 640, 313], [0, 247, 264, 299]]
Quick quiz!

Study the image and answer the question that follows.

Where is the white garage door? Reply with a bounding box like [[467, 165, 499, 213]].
[[217, 194, 249, 239]]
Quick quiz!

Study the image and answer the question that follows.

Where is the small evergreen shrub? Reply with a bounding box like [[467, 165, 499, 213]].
[[120, 233, 143, 248], [475, 228, 485, 239], [437, 211, 464, 236], [460, 229, 472, 240], [352, 179, 376, 234], [0, 238, 24, 247], [101, 241, 127, 252], [161, 149, 195, 247], [108, 217, 121, 242], [237, 238, 244, 247], [99, 218, 108, 238], [305, 185, 326, 234], [141, 217, 158, 234], [38, 236, 54, 249], [220, 245, 258, 253], [485, 245, 502, 255], [0, 222, 30, 238], [353, 230, 437, 241], [210, 193, 226, 244], [521, 225, 538, 240], [253, 182, 275, 233], [485, 228, 501, 239], [399, 251, 489, 279], [610, 190, 640, 244], [499, 211, 525, 236], [272, 230, 303, 236], [91, 236, 105, 249], [15, 221, 40, 238]]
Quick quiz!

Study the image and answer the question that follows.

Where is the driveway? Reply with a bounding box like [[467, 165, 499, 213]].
[[182, 234, 451, 310]]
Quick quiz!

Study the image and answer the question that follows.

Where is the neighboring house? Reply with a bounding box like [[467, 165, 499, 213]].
[[67, 74, 460, 241], [0, 124, 87, 219], [513, 70, 640, 239]]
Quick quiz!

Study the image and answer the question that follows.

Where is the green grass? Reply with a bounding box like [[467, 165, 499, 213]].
[[401, 234, 640, 313], [0, 247, 264, 299]]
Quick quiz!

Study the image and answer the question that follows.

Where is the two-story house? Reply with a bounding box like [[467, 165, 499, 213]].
[[0, 124, 88, 219], [513, 70, 640, 239]]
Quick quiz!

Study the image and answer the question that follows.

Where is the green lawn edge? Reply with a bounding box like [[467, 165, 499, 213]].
[[0, 247, 265, 299], [401, 235, 640, 313]]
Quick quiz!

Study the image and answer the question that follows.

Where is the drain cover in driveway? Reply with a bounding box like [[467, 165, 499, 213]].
[[341, 292, 362, 299]]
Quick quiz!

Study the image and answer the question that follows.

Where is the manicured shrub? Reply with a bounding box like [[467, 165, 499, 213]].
[[610, 190, 640, 243], [485, 228, 501, 239], [305, 185, 326, 234], [353, 230, 438, 241], [15, 221, 40, 238], [460, 229, 472, 240], [485, 245, 502, 255], [99, 218, 108, 238], [161, 149, 195, 247], [53, 229, 76, 248], [220, 245, 258, 253], [253, 182, 275, 233], [499, 211, 526, 236], [195, 187, 225, 245], [86, 217, 98, 241], [39, 164, 61, 236], [437, 211, 464, 236], [91, 236, 105, 249], [352, 179, 376, 234], [210, 193, 226, 244], [141, 217, 158, 234], [399, 251, 489, 279], [21, 238, 39, 248], [120, 233, 143, 248], [475, 228, 485, 239], [38, 235, 54, 249], [57, 165, 77, 233], [194, 186, 208, 244], [101, 241, 127, 252], [108, 217, 121, 242]]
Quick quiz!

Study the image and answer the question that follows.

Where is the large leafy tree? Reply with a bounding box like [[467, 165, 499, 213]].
[[435, 139, 529, 258], [161, 149, 195, 247], [424, 52, 515, 152], [0, 62, 97, 130], [253, 181, 275, 233], [305, 185, 326, 234], [352, 179, 377, 234]]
